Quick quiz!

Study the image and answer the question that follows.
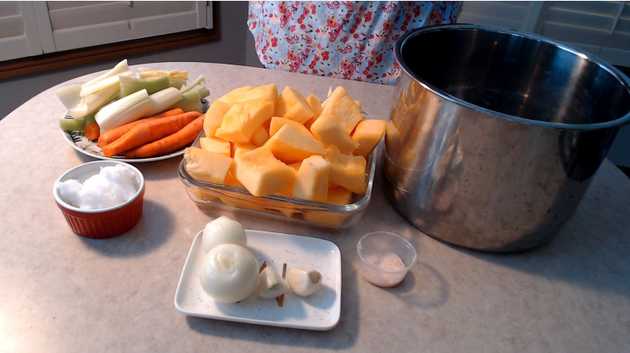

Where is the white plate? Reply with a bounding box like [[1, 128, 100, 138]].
[[174, 229, 342, 331], [62, 130, 185, 163]]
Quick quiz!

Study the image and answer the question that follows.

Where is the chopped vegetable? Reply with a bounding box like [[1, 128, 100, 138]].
[[56, 84, 82, 110], [139, 69, 188, 89], [102, 111, 201, 157], [97, 108, 183, 147], [119, 74, 170, 96], [84, 121, 100, 141], [125, 116, 203, 158], [146, 87, 183, 115], [95, 89, 150, 131], [59, 115, 86, 132], [81, 59, 128, 93], [175, 85, 210, 112]]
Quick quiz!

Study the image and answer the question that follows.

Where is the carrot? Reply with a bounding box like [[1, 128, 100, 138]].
[[84, 122, 100, 141], [126, 116, 203, 158], [102, 111, 201, 157], [98, 108, 184, 147]]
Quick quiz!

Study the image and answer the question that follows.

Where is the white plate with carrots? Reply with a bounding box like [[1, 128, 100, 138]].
[[63, 108, 205, 163], [62, 131, 188, 163]]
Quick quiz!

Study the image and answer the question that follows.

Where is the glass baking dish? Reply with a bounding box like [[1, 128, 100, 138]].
[[177, 143, 378, 230]]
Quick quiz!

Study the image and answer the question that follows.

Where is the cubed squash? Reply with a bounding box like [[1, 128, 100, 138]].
[[217, 86, 254, 105], [238, 84, 278, 106], [293, 155, 331, 202], [224, 165, 244, 188], [190, 188, 220, 202], [275, 86, 314, 123], [184, 147, 233, 184], [215, 100, 274, 143], [325, 146, 367, 194], [233, 143, 256, 159], [325, 187, 353, 205], [352, 119, 386, 156], [310, 87, 362, 153], [203, 100, 231, 137], [218, 194, 266, 211], [304, 94, 322, 129], [269, 116, 304, 136], [219, 84, 277, 108], [251, 125, 269, 146], [235, 147, 296, 197], [306, 94, 322, 117], [265, 123, 325, 163], [303, 187, 353, 227], [199, 137, 231, 156]]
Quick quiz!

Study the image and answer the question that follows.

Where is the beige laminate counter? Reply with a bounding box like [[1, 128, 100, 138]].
[[1, 63, 629, 353]]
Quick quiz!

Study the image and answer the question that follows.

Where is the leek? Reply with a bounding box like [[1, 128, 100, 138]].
[[175, 85, 209, 112], [56, 84, 82, 110], [139, 69, 188, 89], [119, 74, 170, 96], [56, 59, 129, 119], [96, 89, 150, 131], [81, 59, 128, 94], [180, 76, 206, 94], [95, 87, 183, 131], [144, 87, 182, 116], [59, 115, 86, 132]]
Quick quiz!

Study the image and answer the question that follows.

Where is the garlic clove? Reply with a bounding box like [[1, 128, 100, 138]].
[[257, 266, 288, 299], [286, 268, 322, 297]]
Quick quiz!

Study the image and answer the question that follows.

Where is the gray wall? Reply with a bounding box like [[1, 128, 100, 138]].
[[0, 1, 260, 119]]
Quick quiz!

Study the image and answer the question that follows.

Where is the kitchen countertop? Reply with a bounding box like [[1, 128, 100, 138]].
[[1, 62, 629, 353]]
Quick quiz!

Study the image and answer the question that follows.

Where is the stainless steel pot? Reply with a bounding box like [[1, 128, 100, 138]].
[[385, 24, 630, 252]]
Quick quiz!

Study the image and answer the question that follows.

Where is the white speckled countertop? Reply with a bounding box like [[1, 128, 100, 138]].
[[1, 63, 629, 353]]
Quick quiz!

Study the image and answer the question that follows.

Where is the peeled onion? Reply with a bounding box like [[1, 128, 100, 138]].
[[199, 244, 258, 303], [202, 216, 247, 253]]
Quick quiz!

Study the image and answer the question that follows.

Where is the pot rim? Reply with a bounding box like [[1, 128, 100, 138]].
[[394, 24, 630, 131]]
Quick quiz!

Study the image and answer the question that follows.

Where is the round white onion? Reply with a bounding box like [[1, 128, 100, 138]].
[[201, 216, 247, 253], [199, 244, 259, 303]]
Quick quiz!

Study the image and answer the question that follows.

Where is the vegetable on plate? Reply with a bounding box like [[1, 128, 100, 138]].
[[102, 111, 200, 157]]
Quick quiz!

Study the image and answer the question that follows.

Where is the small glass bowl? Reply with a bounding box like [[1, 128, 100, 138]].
[[356, 231, 417, 287]]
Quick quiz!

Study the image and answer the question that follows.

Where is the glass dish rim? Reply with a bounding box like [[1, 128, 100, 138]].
[[177, 144, 379, 213], [356, 231, 418, 273]]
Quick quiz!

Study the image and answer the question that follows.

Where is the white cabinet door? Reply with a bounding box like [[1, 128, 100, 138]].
[[0, 2, 49, 61], [48, 1, 210, 51]]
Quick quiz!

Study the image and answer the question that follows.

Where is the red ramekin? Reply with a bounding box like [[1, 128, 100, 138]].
[[53, 161, 145, 239]]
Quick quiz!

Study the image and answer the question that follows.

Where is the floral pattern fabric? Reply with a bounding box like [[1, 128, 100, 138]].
[[248, 1, 461, 84]]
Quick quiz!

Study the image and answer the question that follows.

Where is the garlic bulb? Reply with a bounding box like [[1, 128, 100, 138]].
[[199, 244, 258, 303], [201, 216, 247, 253], [257, 266, 288, 299], [286, 268, 322, 297]]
